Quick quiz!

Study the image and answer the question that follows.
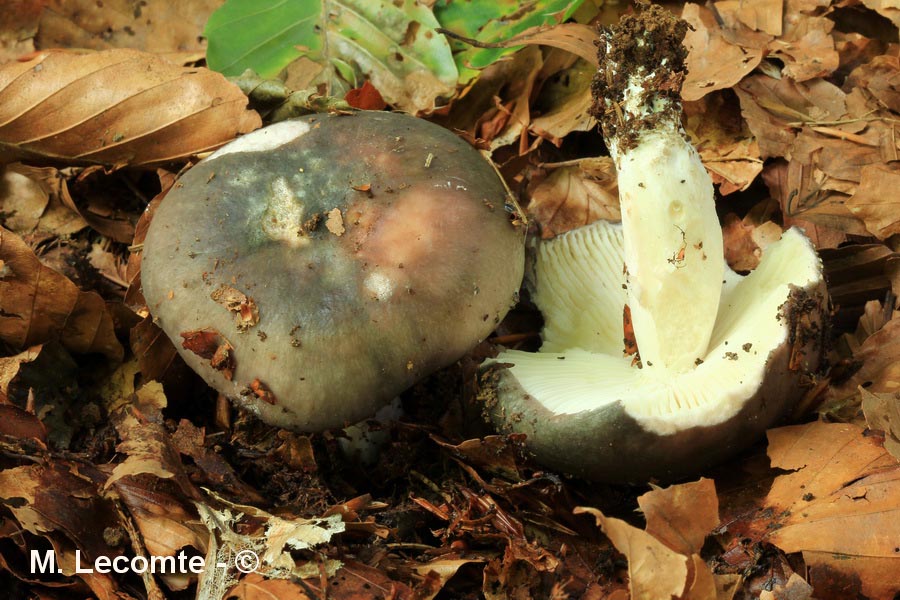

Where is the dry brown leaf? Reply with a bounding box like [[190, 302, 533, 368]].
[[862, 0, 900, 28], [682, 3, 764, 102], [764, 421, 900, 599], [499, 23, 600, 67], [758, 573, 814, 600], [0, 48, 261, 168], [532, 61, 596, 141], [0, 226, 123, 360], [0, 164, 87, 235], [734, 74, 847, 158], [846, 163, 900, 239], [105, 381, 199, 499], [576, 478, 721, 600], [489, 46, 544, 152], [527, 157, 620, 239], [722, 212, 784, 272], [639, 478, 719, 556], [862, 388, 900, 461], [36, 0, 224, 56], [0, 0, 42, 64], [716, 0, 784, 36], [826, 317, 900, 419], [0, 461, 129, 597], [762, 160, 864, 247], [767, 0, 839, 82], [685, 93, 763, 194]]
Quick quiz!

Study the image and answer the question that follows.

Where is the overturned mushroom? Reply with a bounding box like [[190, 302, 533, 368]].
[[142, 111, 524, 431], [482, 6, 828, 482]]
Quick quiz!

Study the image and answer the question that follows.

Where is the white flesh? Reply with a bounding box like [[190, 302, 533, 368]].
[[617, 128, 724, 373], [497, 222, 821, 435]]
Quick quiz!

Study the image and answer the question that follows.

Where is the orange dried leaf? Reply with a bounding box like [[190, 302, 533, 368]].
[[527, 157, 620, 239], [576, 479, 721, 600], [681, 4, 763, 102], [764, 422, 900, 599], [36, 0, 221, 56], [846, 164, 900, 239], [638, 478, 719, 556], [0, 227, 123, 360], [210, 284, 259, 331], [249, 378, 277, 405], [0, 48, 261, 168], [180, 328, 235, 380], [344, 80, 387, 111]]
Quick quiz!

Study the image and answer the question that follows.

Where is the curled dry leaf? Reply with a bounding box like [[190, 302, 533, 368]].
[[0, 48, 261, 168], [685, 93, 763, 195], [0, 0, 42, 64], [0, 460, 128, 598], [862, 387, 900, 462], [827, 318, 900, 411], [846, 164, 900, 239], [681, 4, 763, 102], [0, 226, 123, 360], [721, 212, 783, 272], [763, 422, 900, 599], [0, 164, 87, 235], [527, 157, 620, 239], [36, 0, 222, 57], [180, 328, 236, 381], [210, 285, 259, 332], [575, 478, 724, 600]]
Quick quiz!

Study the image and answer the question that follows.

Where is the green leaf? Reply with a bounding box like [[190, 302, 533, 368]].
[[433, 0, 586, 83], [204, 0, 459, 113]]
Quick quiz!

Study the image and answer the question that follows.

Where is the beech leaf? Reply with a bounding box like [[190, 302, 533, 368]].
[[764, 422, 900, 599], [0, 226, 123, 360], [0, 49, 261, 168]]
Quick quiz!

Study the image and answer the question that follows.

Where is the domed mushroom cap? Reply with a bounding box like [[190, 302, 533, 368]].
[[482, 221, 827, 482], [142, 111, 525, 431]]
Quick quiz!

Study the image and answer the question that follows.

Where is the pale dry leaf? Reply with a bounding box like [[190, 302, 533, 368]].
[[0, 48, 261, 168], [531, 61, 596, 141], [527, 157, 620, 239], [758, 573, 814, 600], [576, 506, 689, 600], [685, 93, 763, 194], [638, 477, 719, 556], [682, 3, 764, 102], [413, 558, 485, 600], [764, 421, 900, 599], [767, 0, 839, 82], [715, 0, 783, 36], [576, 479, 721, 600], [722, 213, 784, 271], [862, 388, 900, 461], [846, 163, 900, 239], [862, 0, 900, 28], [499, 22, 600, 66], [0, 226, 123, 360], [0, 164, 87, 235], [0, 0, 42, 64], [36, 0, 224, 56]]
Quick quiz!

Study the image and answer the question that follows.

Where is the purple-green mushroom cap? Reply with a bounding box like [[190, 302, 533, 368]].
[[141, 111, 525, 431]]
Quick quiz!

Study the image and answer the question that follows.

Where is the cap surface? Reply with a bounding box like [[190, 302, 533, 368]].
[[142, 111, 525, 431]]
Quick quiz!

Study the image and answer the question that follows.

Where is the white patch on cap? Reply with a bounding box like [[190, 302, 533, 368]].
[[364, 271, 394, 302], [207, 120, 311, 161], [261, 176, 307, 247]]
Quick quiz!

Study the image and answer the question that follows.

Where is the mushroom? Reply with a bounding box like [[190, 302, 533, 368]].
[[481, 6, 828, 482], [141, 111, 524, 431]]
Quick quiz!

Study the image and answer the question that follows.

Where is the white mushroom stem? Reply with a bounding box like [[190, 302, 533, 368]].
[[595, 9, 723, 373]]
